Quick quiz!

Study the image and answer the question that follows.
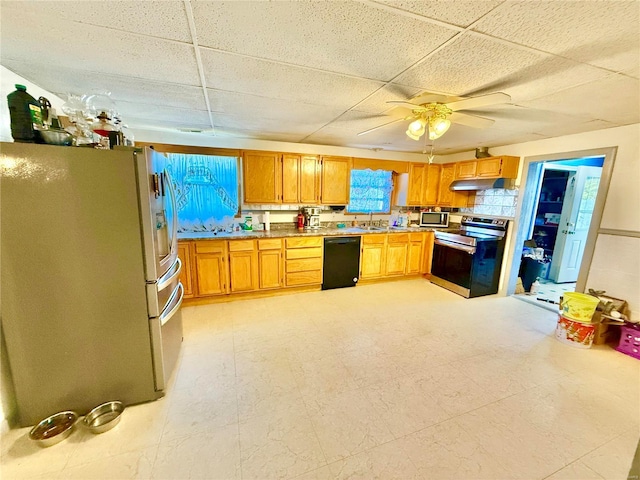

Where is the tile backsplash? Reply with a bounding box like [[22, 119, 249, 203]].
[[459, 188, 518, 218]]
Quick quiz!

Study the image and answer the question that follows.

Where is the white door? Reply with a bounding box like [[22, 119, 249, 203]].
[[549, 166, 602, 283]]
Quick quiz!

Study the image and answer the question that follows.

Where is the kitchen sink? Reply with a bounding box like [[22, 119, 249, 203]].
[[348, 226, 388, 232]]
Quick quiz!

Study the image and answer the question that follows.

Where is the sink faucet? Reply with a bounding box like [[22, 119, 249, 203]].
[[368, 211, 373, 227]]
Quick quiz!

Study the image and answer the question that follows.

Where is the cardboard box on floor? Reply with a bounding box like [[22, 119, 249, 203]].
[[591, 295, 629, 345]]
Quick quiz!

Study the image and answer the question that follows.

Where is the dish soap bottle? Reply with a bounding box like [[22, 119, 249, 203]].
[[244, 213, 253, 231]]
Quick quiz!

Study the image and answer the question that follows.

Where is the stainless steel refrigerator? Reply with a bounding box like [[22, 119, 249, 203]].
[[1, 142, 184, 427]]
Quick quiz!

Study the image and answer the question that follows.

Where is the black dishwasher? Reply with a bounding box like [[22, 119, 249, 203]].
[[322, 236, 361, 290]]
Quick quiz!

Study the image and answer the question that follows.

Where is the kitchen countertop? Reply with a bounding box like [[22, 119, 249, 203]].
[[178, 225, 459, 241]]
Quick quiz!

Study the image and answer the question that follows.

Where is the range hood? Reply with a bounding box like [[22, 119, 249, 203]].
[[450, 178, 516, 191]]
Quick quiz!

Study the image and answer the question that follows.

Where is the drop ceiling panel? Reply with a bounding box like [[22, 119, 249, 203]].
[[1, 0, 191, 42], [522, 74, 640, 125], [376, 0, 503, 28], [192, 1, 458, 80], [206, 89, 345, 127], [0, 12, 200, 87], [210, 112, 323, 137], [200, 49, 383, 108], [473, 0, 640, 73], [394, 33, 546, 96], [350, 84, 423, 114], [116, 102, 211, 126], [0, 61, 207, 111]]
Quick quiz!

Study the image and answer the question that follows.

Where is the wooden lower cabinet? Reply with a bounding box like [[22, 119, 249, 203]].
[[258, 239, 283, 289], [422, 231, 435, 275], [285, 236, 323, 287], [194, 241, 228, 296], [406, 233, 424, 275], [177, 242, 193, 298], [184, 231, 432, 300], [386, 234, 409, 276]]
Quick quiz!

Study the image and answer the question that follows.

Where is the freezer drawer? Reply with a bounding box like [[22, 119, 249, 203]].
[[147, 257, 182, 318], [149, 282, 184, 392]]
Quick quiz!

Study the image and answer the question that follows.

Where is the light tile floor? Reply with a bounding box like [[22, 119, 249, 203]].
[[2, 279, 638, 480], [515, 280, 577, 312]]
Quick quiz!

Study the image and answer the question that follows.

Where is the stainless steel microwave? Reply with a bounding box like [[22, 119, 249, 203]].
[[419, 211, 449, 228]]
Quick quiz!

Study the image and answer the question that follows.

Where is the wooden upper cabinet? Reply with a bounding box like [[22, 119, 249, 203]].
[[407, 163, 425, 206], [281, 154, 300, 203], [320, 156, 351, 205], [423, 164, 441, 205], [476, 156, 519, 179], [299, 155, 320, 203], [437, 163, 468, 207], [243, 151, 282, 203], [456, 160, 477, 179]]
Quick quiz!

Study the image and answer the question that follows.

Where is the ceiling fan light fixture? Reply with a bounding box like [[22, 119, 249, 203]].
[[406, 118, 426, 140], [428, 117, 451, 140]]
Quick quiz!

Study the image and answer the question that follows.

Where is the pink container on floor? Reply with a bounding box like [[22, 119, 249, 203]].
[[617, 325, 640, 360]]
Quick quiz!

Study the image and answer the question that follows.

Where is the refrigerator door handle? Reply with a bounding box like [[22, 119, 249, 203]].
[[157, 258, 181, 291], [160, 282, 184, 327], [164, 169, 179, 256]]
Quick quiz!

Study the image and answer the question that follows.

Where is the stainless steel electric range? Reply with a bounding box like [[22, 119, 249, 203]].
[[430, 216, 509, 298]]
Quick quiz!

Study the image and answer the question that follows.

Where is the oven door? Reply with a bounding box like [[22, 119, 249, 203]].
[[430, 239, 475, 297]]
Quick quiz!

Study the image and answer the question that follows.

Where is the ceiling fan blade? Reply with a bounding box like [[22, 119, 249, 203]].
[[386, 100, 424, 109], [446, 92, 511, 112], [450, 112, 495, 129], [357, 118, 405, 136]]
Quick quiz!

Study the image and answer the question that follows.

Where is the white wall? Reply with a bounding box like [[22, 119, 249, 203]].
[[441, 124, 640, 317]]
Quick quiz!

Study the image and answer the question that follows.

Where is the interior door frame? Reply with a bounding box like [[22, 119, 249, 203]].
[[504, 146, 617, 296]]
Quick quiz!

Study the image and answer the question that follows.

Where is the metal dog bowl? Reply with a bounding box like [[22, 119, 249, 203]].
[[82, 401, 124, 434], [29, 411, 78, 447]]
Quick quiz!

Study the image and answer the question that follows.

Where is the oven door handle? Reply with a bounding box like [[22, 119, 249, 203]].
[[434, 238, 476, 254]]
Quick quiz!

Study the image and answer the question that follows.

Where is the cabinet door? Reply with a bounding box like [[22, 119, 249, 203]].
[[423, 164, 441, 205], [421, 231, 435, 275], [282, 154, 300, 203], [437, 163, 468, 207], [437, 163, 456, 206], [406, 240, 423, 275], [195, 253, 227, 296], [229, 251, 258, 293], [476, 157, 502, 177], [258, 250, 282, 289], [300, 155, 320, 203], [386, 243, 408, 276], [177, 242, 193, 298], [456, 160, 477, 179], [320, 156, 351, 204], [243, 151, 282, 203], [407, 163, 425, 206], [361, 244, 385, 279]]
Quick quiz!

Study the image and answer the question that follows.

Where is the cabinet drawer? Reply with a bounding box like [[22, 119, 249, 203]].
[[286, 257, 323, 273], [362, 234, 385, 245], [285, 237, 323, 248], [286, 247, 323, 259], [286, 270, 322, 286], [258, 238, 282, 250], [387, 233, 409, 243], [228, 239, 255, 252], [195, 241, 226, 254], [409, 232, 424, 241]]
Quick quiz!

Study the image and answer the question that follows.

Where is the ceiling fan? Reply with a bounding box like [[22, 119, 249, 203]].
[[358, 92, 511, 141]]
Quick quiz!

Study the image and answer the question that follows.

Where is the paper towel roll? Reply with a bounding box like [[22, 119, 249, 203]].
[[263, 211, 270, 231]]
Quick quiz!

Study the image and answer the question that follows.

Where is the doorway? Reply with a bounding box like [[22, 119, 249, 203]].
[[505, 147, 616, 312]]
